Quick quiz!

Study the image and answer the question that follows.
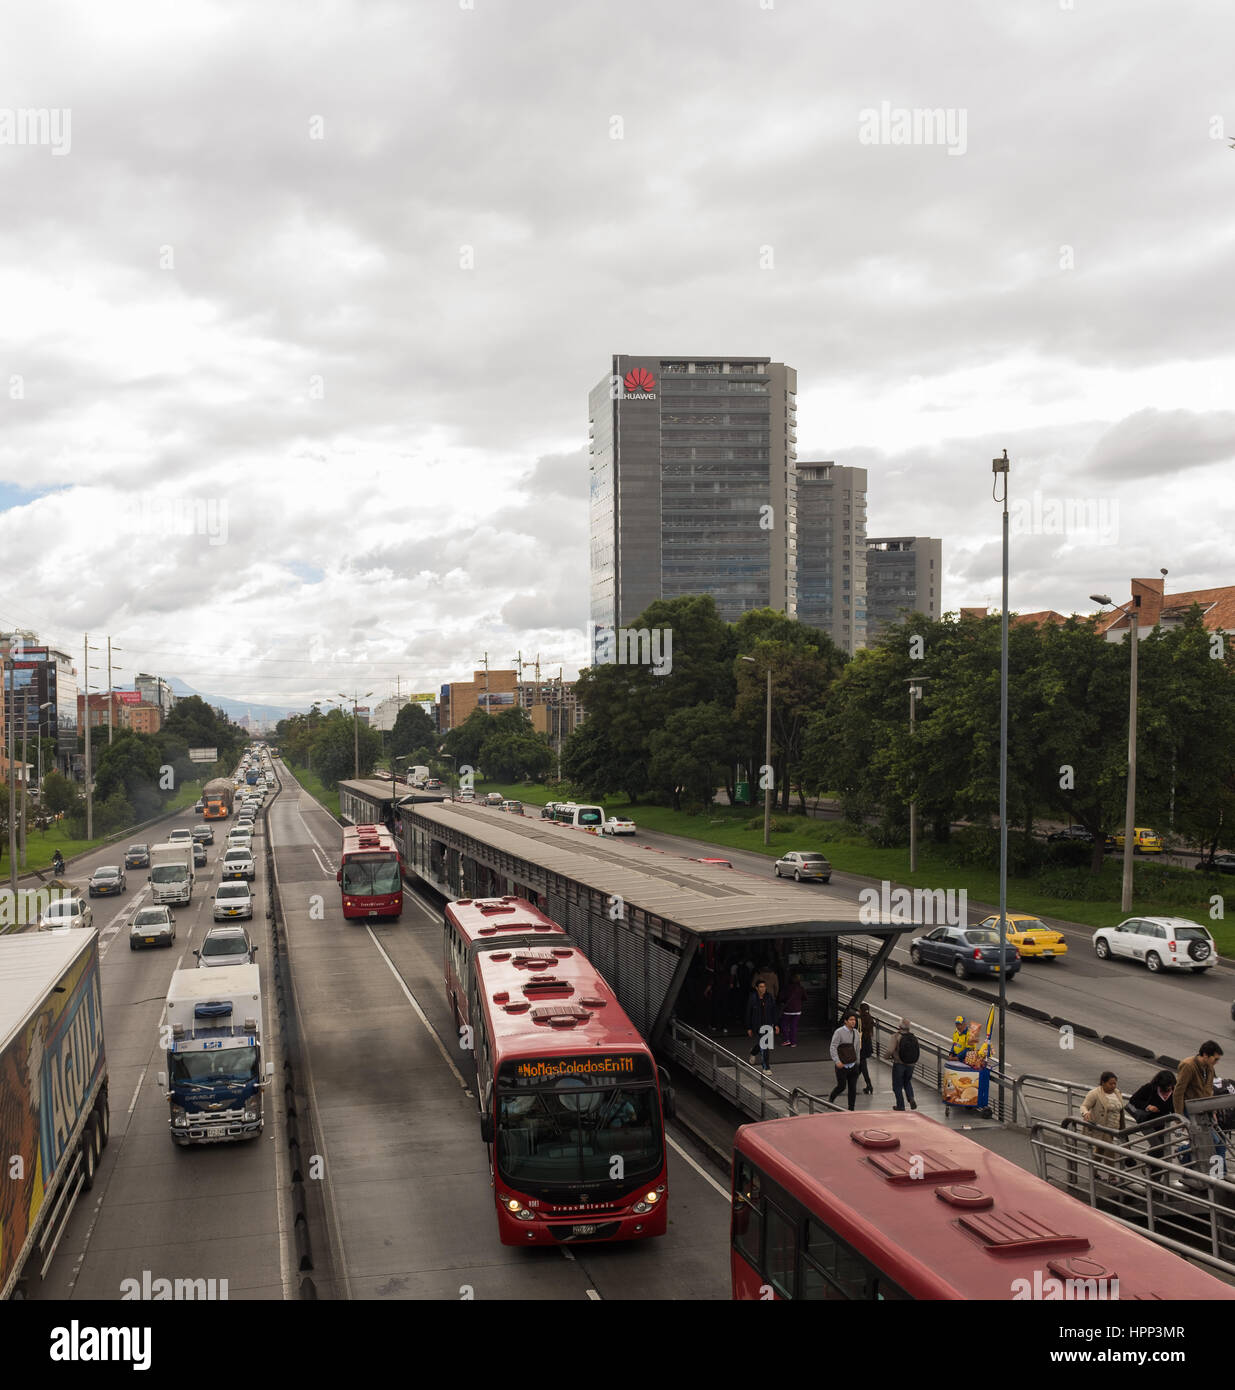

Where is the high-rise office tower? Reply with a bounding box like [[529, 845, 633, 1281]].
[[589, 356, 797, 649], [865, 537, 943, 639], [794, 463, 869, 655]]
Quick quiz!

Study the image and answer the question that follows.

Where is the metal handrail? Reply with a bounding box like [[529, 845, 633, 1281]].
[[1028, 1116, 1235, 1279]]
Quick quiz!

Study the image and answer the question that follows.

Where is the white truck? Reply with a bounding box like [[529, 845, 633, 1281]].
[[157, 965, 273, 1145], [149, 842, 195, 905], [407, 765, 430, 787]]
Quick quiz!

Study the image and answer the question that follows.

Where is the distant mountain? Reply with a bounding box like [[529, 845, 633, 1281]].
[[169, 679, 307, 727], [117, 678, 307, 728]]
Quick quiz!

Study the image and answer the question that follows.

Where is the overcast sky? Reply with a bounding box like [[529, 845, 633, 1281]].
[[1, 0, 1232, 712]]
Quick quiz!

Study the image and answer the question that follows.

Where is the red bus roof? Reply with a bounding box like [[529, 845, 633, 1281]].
[[452, 898, 648, 1064], [735, 1112, 1235, 1300], [445, 896, 568, 945], [341, 824, 399, 856]]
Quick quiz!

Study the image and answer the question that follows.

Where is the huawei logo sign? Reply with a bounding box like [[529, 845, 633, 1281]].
[[622, 367, 657, 401]]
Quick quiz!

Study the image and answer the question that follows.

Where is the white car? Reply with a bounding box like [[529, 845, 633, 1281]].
[[39, 896, 94, 931], [212, 881, 254, 921], [1092, 917, 1215, 973], [601, 817, 637, 836], [221, 847, 256, 882], [167, 828, 194, 846], [227, 828, 254, 850], [130, 905, 176, 949]]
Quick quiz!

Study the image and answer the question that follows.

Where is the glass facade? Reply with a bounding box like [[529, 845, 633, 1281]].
[[795, 465, 868, 654], [589, 358, 796, 632]]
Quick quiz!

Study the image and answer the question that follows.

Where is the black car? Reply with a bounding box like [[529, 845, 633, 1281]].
[[192, 825, 214, 845], [88, 865, 127, 897], [909, 926, 1022, 980], [1196, 854, 1235, 875], [1047, 825, 1093, 844], [124, 843, 151, 868]]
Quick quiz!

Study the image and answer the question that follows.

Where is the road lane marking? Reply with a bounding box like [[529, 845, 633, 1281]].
[[365, 926, 469, 1090], [667, 1133, 730, 1200], [127, 1067, 147, 1117]]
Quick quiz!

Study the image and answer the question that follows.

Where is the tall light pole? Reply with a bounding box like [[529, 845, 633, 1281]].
[[992, 450, 1011, 1122], [107, 639, 122, 745], [1091, 591, 1140, 913], [337, 690, 373, 780], [83, 636, 99, 841], [740, 656, 774, 846], [4, 641, 16, 893], [36, 701, 54, 795], [903, 677, 932, 873]]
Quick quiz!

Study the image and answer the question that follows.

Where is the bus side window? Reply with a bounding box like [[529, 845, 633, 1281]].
[[732, 1159, 763, 1268], [763, 1201, 797, 1300], [803, 1220, 880, 1300]]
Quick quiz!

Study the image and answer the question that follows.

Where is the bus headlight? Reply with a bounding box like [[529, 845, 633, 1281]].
[[632, 1190, 661, 1214], [503, 1197, 535, 1221]]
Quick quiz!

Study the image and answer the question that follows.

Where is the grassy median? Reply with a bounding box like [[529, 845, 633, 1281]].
[[476, 781, 1234, 952]]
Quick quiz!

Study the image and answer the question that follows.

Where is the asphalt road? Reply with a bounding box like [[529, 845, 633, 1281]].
[[590, 820, 1235, 1085], [33, 788, 288, 1300], [272, 768, 731, 1300]]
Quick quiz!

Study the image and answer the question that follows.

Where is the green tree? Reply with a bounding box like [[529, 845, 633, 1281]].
[[310, 711, 383, 788], [560, 720, 641, 801], [94, 730, 165, 819], [41, 769, 81, 818], [647, 702, 740, 810], [390, 702, 437, 758], [478, 729, 554, 782], [441, 709, 494, 775]]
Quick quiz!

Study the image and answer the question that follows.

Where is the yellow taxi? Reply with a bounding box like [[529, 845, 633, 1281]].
[[1110, 827, 1164, 854], [976, 913, 1068, 960]]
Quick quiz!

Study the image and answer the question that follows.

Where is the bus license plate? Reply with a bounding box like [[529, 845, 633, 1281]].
[[369, 910, 377, 917], [572, 1224, 597, 1237]]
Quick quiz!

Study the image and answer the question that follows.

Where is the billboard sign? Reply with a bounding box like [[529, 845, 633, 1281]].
[[188, 748, 218, 763]]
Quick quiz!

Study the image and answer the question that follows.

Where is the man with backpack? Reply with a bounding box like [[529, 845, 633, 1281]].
[[890, 1018, 920, 1111]]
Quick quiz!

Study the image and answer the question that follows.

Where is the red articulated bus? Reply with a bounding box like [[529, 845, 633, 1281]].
[[337, 824, 403, 920], [731, 1112, 1235, 1300], [443, 896, 670, 1246]]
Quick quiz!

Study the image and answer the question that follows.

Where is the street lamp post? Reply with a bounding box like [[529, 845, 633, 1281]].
[[740, 656, 774, 846], [4, 642, 16, 893], [903, 678, 933, 873], [36, 701, 53, 795], [107, 639, 122, 745], [1091, 592, 1140, 913], [992, 450, 1011, 1122], [83, 636, 99, 841], [337, 691, 373, 780]]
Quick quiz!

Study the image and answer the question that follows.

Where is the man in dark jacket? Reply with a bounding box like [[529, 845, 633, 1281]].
[[745, 979, 780, 1073]]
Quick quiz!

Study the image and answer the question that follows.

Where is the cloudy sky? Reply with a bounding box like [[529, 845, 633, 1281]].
[[2, 0, 1232, 711]]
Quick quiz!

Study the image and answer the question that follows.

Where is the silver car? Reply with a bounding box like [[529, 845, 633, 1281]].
[[130, 904, 176, 949], [773, 851, 832, 883], [197, 923, 255, 965]]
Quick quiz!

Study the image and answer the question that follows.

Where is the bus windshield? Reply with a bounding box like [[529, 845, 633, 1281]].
[[496, 1080, 662, 1184], [170, 1047, 258, 1084], [342, 854, 401, 895]]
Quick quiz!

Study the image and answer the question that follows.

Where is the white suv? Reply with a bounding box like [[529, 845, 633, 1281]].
[[1092, 917, 1215, 973], [221, 847, 256, 882]]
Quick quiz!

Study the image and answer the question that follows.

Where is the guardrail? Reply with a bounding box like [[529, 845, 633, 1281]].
[[1028, 1112, 1235, 1279]]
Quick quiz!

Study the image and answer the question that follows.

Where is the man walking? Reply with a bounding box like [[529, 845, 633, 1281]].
[[745, 978, 779, 1073], [890, 1018, 920, 1111], [828, 1010, 862, 1111]]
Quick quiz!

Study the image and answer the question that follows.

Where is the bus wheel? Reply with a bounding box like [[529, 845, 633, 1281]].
[[80, 1118, 99, 1191]]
